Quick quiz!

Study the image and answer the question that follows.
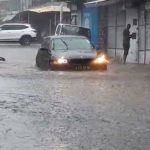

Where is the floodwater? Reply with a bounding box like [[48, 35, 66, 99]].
[[0, 44, 150, 150]]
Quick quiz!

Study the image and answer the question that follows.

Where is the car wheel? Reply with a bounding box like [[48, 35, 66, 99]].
[[36, 58, 50, 71], [20, 36, 31, 46], [36, 51, 50, 71]]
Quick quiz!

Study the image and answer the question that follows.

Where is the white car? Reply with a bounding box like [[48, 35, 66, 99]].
[[0, 23, 37, 45]]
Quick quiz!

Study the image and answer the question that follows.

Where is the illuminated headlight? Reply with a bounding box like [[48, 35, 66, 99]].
[[56, 57, 68, 64], [93, 54, 109, 64]]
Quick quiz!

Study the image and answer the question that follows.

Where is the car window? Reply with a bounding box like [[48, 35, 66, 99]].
[[1, 25, 12, 30], [57, 25, 91, 39], [78, 28, 91, 39], [61, 25, 79, 35], [12, 25, 28, 30], [1, 25, 28, 30]]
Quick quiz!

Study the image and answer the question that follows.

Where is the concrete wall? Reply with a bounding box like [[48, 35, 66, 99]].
[[107, 3, 126, 60], [107, 2, 150, 64]]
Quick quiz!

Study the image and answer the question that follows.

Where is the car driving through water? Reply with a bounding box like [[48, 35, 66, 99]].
[[36, 35, 109, 71]]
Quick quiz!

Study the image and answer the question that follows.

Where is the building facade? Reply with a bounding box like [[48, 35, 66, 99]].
[[0, 0, 9, 23], [82, 6, 101, 49], [83, 0, 150, 64], [20, 0, 33, 11]]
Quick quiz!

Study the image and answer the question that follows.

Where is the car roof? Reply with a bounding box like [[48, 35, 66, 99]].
[[46, 35, 89, 39]]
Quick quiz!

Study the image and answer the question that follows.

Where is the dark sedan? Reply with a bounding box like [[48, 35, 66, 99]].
[[36, 35, 109, 71]]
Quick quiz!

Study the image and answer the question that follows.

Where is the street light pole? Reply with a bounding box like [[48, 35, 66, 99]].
[[60, 2, 63, 23], [20, 0, 23, 11]]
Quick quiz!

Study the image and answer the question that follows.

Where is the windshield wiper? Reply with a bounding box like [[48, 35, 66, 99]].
[[60, 38, 68, 50]]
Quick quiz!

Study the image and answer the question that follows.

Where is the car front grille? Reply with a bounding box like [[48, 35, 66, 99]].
[[68, 59, 93, 65]]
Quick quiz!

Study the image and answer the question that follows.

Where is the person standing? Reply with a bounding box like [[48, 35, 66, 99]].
[[123, 24, 132, 64]]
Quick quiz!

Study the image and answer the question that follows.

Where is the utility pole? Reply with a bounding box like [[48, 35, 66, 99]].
[[20, 0, 23, 11], [60, 2, 63, 23]]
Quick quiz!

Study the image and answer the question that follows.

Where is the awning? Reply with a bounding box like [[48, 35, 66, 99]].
[[84, 0, 120, 7], [27, 5, 70, 13]]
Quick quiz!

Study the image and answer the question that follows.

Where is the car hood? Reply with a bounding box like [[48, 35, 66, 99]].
[[51, 50, 97, 60]]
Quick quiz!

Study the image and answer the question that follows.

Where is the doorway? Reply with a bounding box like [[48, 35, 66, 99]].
[[126, 8, 139, 63]]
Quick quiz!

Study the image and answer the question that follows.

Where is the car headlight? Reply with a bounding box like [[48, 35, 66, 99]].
[[55, 57, 68, 64], [93, 54, 109, 64]]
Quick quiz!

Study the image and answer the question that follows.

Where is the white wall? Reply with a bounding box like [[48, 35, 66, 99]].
[[139, 7, 150, 64], [107, 3, 150, 64], [107, 4, 126, 60]]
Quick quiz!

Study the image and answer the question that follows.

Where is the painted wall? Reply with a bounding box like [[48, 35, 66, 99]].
[[82, 6, 100, 50]]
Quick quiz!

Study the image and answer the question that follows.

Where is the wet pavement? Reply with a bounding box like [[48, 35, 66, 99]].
[[0, 44, 150, 150]]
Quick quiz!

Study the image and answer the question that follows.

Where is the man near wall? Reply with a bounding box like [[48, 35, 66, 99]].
[[123, 24, 132, 64]]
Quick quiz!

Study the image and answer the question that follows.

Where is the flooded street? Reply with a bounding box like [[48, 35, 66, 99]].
[[0, 44, 150, 150]]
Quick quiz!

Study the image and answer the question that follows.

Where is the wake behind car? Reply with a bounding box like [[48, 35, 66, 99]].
[[36, 35, 109, 71], [0, 23, 37, 46]]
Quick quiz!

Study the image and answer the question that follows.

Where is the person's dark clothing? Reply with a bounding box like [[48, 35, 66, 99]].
[[123, 28, 131, 64], [123, 28, 130, 46], [123, 43, 129, 55]]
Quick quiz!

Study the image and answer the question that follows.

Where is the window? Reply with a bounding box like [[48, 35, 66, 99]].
[[61, 25, 79, 35], [13, 25, 28, 30], [59, 25, 91, 39], [1, 25, 28, 30], [1, 25, 13, 30]]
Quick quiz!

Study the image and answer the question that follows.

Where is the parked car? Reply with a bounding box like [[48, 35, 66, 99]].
[[55, 24, 91, 40], [0, 23, 37, 45], [36, 35, 109, 71]]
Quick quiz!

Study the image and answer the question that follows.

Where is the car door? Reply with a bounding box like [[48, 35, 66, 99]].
[[0, 25, 10, 40], [8, 25, 21, 40], [0, 25, 21, 41]]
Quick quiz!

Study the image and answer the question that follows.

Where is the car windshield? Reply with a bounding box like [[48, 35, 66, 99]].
[[52, 37, 92, 51]]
